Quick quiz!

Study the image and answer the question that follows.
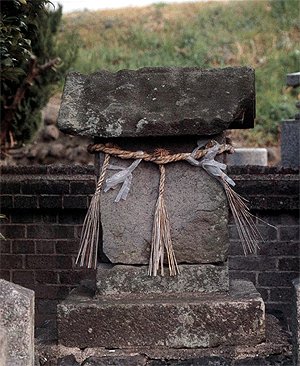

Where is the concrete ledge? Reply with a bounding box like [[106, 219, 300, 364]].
[[57, 280, 265, 349]]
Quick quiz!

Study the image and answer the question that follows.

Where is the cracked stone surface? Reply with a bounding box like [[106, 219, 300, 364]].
[[57, 280, 265, 349], [58, 67, 255, 138]]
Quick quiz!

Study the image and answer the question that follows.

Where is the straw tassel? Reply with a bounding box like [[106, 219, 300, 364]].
[[148, 165, 179, 277], [76, 154, 110, 269], [222, 181, 264, 255]]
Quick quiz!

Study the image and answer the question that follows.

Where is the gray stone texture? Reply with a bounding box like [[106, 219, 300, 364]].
[[58, 67, 255, 138], [292, 277, 300, 366], [101, 161, 228, 264], [281, 120, 300, 168], [226, 148, 268, 166], [57, 280, 265, 349], [0, 279, 34, 366], [100, 136, 229, 265], [0, 328, 7, 366], [96, 263, 229, 296], [39, 314, 291, 365]]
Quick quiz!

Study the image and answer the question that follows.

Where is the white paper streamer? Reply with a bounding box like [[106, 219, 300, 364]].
[[186, 140, 235, 186], [104, 154, 143, 202]]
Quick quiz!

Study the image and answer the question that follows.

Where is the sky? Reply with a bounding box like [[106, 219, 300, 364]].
[[52, 0, 213, 13]]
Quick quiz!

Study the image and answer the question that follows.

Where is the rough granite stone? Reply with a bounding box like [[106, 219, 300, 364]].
[[0, 328, 7, 366], [0, 279, 34, 366], [57, 280, 265, 349], [101, 138, 229, 264], [96, 263, 229, 296], [58, 67, 255, 138]]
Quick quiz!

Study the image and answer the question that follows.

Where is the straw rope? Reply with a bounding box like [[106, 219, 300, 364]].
[[95, 154, 110, 194], [76, 153, 110, 268], [76, 140, 272, 274], [87, 142, 234, 165], [148, 164, 179, 277]]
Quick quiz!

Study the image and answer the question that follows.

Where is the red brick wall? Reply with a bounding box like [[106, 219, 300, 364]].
[[0, 165, 299, 328]]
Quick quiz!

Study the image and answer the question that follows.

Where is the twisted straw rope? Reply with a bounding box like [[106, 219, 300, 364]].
[[159, 164, 166, 195], [95, 153, 110, 194], [88, 142, 234, 165]]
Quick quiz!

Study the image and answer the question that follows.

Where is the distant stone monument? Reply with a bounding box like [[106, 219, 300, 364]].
[[57, 67, 266, 358], [281, 72, 300, 168]]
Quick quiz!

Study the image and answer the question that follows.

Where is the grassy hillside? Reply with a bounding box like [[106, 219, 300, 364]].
[[62, 0, 299, 146]]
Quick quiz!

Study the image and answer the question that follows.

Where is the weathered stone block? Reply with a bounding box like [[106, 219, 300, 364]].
[[0, 279, 34, 366], [100, 138, 229, 264], [37, 315, 291, 365], [57, 280, 265, 349], [0, 328, 7, 366], [96, 263, 229, 296], [58, 67, 255, 138], [227, 148, 268, 166], [281, 120, 300, 168]]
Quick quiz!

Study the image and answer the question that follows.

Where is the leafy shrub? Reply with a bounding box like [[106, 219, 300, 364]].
[[0, 0, 78, 147]]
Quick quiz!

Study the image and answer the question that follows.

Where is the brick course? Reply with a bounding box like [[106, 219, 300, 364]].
[[0, 165, 299, 328]]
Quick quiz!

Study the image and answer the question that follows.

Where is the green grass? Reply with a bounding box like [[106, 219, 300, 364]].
[[61, 0, 299, 145]]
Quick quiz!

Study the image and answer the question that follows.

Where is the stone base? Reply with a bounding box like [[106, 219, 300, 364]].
[[38, 315, 291, 366], [57, 280, 265, 349], [96, 263, 229, 296]]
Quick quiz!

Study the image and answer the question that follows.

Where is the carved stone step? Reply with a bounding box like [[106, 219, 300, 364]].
[[57, 280, 265, 349]]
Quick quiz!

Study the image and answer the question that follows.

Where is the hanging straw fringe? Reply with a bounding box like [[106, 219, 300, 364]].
[[222, 181, 264, 255], [148, 165, 179, 277], [75, 154, 110, 269]]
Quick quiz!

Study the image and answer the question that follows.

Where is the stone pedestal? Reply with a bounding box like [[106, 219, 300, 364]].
[[58, 280, 265, 349], [57, 67, 266, 359]]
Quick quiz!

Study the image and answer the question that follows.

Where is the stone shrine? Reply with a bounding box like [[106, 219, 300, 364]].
[[57, 67, 266, 359]]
